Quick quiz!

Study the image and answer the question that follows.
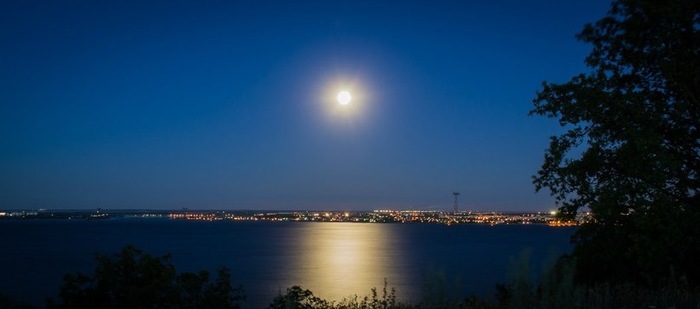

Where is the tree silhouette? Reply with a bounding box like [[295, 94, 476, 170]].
[[47, 245, 244, 308], [531, 0, 699, 286]]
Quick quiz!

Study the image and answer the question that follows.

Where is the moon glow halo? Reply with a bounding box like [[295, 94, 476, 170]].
[[337, 91, 351, 105]]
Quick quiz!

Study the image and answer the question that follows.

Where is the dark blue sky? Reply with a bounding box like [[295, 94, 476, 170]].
[[1, 0, 610, 211]]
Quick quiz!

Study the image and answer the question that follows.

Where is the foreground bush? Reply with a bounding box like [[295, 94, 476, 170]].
[[267, 279, 417, 309], [46, 245, 245, 309], [485, 256, 700, 309]]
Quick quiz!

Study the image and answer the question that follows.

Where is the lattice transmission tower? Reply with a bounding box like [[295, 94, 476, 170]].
[[453, 191, 460, 213]]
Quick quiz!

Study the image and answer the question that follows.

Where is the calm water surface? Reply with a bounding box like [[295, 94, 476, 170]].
[[0, 220, 574, 307]]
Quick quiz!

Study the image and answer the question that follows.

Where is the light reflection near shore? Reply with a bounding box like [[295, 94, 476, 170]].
[[289, 222, 412, 302]]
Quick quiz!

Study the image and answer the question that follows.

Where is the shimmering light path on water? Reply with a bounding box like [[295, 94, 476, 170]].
[[0, 220, 574, 307], [291, 223, 411, 301]]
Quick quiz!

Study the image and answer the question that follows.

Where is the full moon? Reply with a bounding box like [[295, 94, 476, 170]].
[[337, 91, 351, 105]]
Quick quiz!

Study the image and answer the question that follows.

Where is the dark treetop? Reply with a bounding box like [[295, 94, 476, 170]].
[[531, 0, 700, 286]]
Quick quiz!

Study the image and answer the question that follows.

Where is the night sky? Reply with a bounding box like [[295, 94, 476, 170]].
[[1, 0, 610, 211]]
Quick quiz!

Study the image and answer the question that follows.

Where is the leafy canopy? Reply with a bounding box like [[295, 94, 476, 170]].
[[531, 0, 699, 285]]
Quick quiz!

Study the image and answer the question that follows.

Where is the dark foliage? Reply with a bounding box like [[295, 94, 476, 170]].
[[0, 293, 34, 309], [267, 280, 417, 309], [531, 0, 700, 286], [46, 245, 244, 309], [267, 286, 331, 309]]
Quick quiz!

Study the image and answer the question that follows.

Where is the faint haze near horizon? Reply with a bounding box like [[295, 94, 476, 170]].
[[0, 0, 611, 211]]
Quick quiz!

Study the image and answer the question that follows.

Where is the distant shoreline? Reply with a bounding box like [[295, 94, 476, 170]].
[[0, 209, 582, 226]]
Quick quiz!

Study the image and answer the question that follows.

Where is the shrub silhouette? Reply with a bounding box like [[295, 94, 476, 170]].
[[47, 245, 244, 309]]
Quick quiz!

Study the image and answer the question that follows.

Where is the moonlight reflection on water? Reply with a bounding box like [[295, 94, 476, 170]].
[[292, 223, 414, 301]]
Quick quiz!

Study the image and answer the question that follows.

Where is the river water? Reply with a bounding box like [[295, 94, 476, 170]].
[[0, 219, 574, 307]]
